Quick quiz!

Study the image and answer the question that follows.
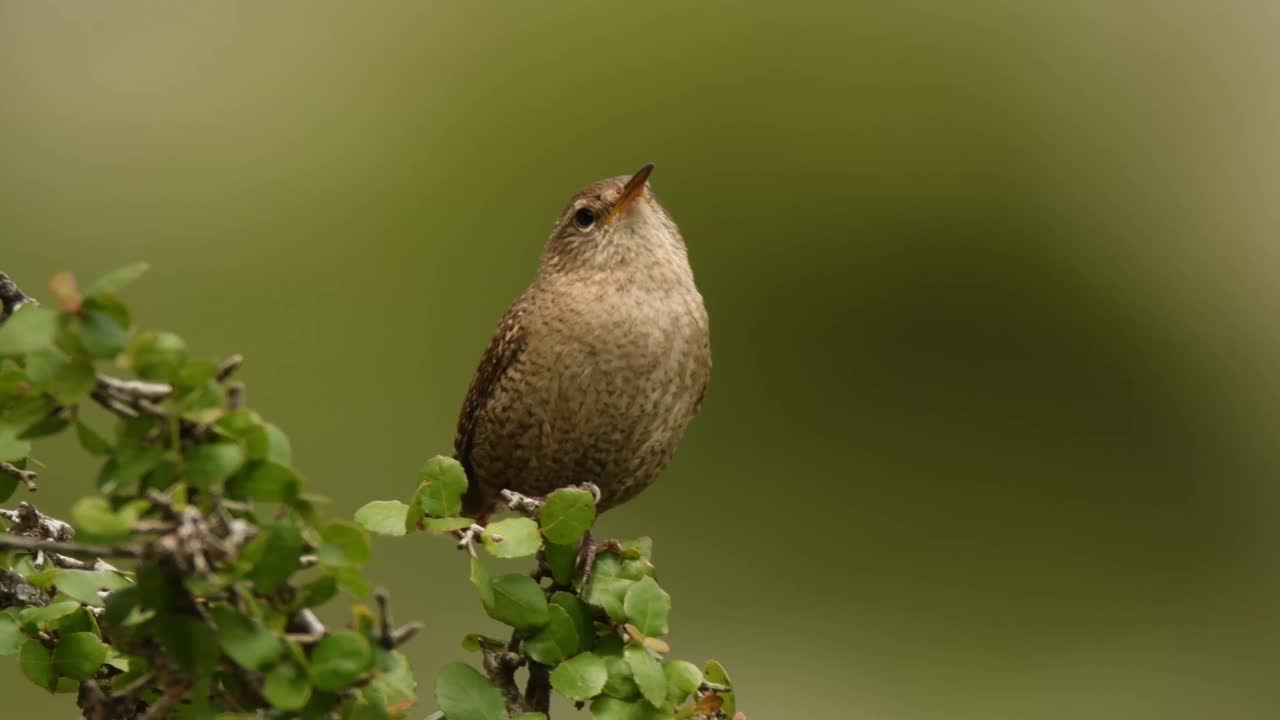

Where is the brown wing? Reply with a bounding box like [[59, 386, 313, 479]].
[[454, 303, 528, 487]]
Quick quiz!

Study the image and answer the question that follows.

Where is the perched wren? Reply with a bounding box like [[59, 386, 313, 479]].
[[454, 164, 711, 522]]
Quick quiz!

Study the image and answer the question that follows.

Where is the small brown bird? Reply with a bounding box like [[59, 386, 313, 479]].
[[455, 164, 711, 523]]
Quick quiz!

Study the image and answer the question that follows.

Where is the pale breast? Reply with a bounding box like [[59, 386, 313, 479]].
[[470, 277, 710, 510]]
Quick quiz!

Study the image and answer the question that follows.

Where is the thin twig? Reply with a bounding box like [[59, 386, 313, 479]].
[[0, 462, 37, 492], [0, 534, 143, 559]]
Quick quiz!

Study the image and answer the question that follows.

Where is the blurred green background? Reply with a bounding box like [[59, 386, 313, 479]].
[[3, 2, 1279, 718]]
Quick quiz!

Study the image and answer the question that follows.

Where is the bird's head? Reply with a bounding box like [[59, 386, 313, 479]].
[[540, 163, 688, 277]]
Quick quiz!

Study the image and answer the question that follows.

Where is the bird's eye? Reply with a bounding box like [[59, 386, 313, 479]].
[[573, 207, 596, 229]]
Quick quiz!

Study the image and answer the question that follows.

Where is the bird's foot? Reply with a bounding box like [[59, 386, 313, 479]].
[[576, 531, 622, 589], [575, 482, 603, 505], [455, 523, 487, 557], [499, 489, 544, 517]]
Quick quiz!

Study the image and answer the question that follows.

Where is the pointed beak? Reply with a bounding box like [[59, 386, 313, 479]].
[[604, 162, 655, 225]]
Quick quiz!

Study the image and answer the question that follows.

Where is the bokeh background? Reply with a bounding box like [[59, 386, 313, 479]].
[[3, 2, 1279, 718]]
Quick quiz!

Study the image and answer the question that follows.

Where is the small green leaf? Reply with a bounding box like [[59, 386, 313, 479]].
[[245, 422, 292, 464], [0, 613, 24, 655], [550, 651, 608, 702], [75, 421, 112, 456], [0, 306, 59, 355], [539, 488, 596, 544], [663, 660, 702, 703], [127, 331, 187, 381], [85, 262, 149, 297], [524, 604, 579, 665], [623, 577, 670, 637], [184, 442, 246, 488], [354, 500, 409, 536], [423, 516, 474, 534], [435, 662, 506, 720], [293, 575, 338, 609], [589, 696, 669, 720], [264, 659, 312, 711], [470, 557, 494, 608], [309, 630, 372, 691], [481, 517, 542, 559], [19, 638, 55, 690], [486, 574, 550, 630], [156, 616, 218, 679], [52, 569, 131, 607], [317, 522, 371, 568], [624, 646, 666, 708], [227, 460, 299, 502], [210, 604, 283, 671], [619, 537, 653, 561], [70, 496, 134, 541], [551, 591, 595, 653], [544, 540, 577, 586], [20, 601, 81, 631], [702, 659, 735, 716], [246, 523, 304, 592], [52, 632, 107, 681], [601, 648, 639, 700], [416, 456, 467, 517], [79, 312, 128, 358], [584, 571, 634, 623]]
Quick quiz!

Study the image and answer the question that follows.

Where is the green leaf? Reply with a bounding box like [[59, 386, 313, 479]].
[[245, 422, 292, 465], [246, 523, 304, 592], [127, 331, 187, 381], [619, 537, 653, 561], [512, 715, 549, 720], [551, 591, 595, 652], [624, 646, 666, 708], [470, 557, 494, 608], [434, 662, 506, 720], [423, 516, 474, 534], [79, 312, 128, 358], [156, 616, 219, 679], [293, 575, 338, 609], [19, 638, 55, 690], [702, 659, 735, 716], [264, 659, 312, 711], [663, 660, 702, 703], [52, 569, 131, 607], [0, 613, 22, 656], [369, 648, 417, 708], [309, 630, 372, 691], [52, 632, 107, 681], [584, 562, 634, 623], [0, 306, 59, 355], [589, 696, 669, 720], [600, 646, 639, 700], [622, 577, 670, 637], [524, 604, 579, 665], [70, 496, 134, 541], [75, 421, 112, 456], [416, 455, 467, 517], [544, 540, 577, 586], [486, 573, 549, 630], [210, 605, 284, 671], [317, 522, 371, 568], [539, 488, 596, 544], [481, 517, 541, 559], [85, 262, 149, 297], [227, 460, 299, 502], [549, 651, 608, 702], [20, 601, 81, 631], [354, 500, 409, 536], [184, 442, 246, 488]]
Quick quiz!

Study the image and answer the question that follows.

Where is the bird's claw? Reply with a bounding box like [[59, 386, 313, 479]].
[[455, 523, 487, 557], [576, 482, 603, 505], [500, 489, 544, 516]]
